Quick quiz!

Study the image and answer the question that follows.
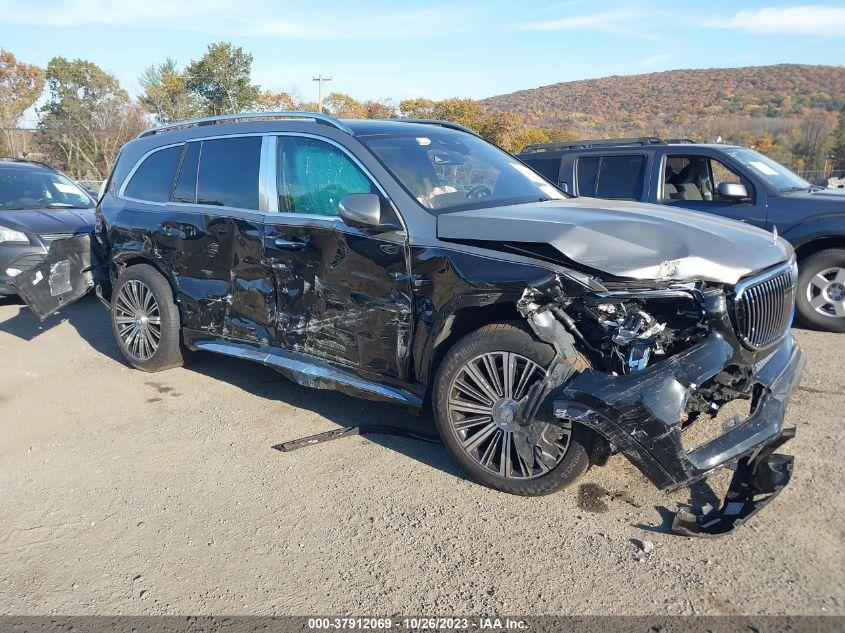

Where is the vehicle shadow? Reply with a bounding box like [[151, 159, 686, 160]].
[[186, 351, 465, 482], [0, 294, 124, 361], [634, 479, 722, 535], [0, 294, 465, 483]]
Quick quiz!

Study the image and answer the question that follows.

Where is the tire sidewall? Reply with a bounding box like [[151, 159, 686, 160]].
[[111, 264, 184, 371], [433, 323, 593, 496], [795, 249, 845, 333]]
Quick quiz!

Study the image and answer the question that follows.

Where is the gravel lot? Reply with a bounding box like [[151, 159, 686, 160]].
[[1, 295, 843, 616]]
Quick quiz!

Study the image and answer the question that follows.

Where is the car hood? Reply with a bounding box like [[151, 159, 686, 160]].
[[0, 207, 95, 236], [781, 187, 845, 202], [436, 198, 792, 285]]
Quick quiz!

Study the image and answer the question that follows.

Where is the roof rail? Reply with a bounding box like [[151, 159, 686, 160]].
[[391, 118, 479, 136], [664, 138, 698, 144], [138, 111, 354, 139], [0, 157, 53, 169], [520, 137, 666, 153]]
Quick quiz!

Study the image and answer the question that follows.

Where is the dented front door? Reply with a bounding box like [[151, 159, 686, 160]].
[[263, 216, 412, 380]]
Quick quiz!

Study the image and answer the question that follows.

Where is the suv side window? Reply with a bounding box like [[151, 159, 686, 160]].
[[522, 156, 561, 183], [576, 154, 646, 200], [663, 155, 753, 203], [123, 145, 183, 202], [196, 136, 262, 210], [172, 142, 200, 203], [277, 136, 375, 215]]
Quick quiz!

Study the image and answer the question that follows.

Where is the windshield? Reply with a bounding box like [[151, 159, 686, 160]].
[[0, 167, 94, 210], [721, 148, 811, 192], [361, 131, 565, 213]]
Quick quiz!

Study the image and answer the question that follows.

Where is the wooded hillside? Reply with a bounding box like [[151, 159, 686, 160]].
[[482, 64, 844, 131]]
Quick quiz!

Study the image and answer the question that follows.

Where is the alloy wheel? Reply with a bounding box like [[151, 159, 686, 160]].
[[806, 266, 845, 319], [446, 351, 571, 479], [114, 280, 162, 361]]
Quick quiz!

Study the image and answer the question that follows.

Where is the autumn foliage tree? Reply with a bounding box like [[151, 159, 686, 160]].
[[0, 49, 44, 157], [185, 42, 260, 116], [139, 58, 200, 124], [38, 57, 146, 179]]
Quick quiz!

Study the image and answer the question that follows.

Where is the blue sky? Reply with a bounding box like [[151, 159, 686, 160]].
[[1, 0, 843, 112]]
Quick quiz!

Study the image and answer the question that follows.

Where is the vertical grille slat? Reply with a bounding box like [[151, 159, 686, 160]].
[[732, 263, 797, 350]]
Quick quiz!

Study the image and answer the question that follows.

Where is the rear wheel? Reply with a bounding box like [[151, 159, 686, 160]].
[[433, 322, 596, 496], [111, 264, 189, 371], [795, 248, 845, 333]]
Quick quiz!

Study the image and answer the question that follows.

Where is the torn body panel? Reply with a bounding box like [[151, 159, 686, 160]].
[[12, 233, 98, 320], [514, 270, 803, 535]]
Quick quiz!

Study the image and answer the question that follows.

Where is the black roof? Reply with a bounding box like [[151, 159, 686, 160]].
[[517, 137, 739, 155]]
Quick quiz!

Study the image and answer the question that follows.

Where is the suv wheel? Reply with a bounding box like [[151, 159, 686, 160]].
[[111, 264, 190, 371], [795, 248, 845, 333], [433, 322, 596, 496]]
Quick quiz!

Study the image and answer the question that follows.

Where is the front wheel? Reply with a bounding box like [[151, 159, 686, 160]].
[[795, 248, 845, 333], [432, 322, 596, 496]]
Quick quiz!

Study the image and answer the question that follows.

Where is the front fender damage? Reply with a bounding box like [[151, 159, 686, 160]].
[[515, 275, 804, 537]]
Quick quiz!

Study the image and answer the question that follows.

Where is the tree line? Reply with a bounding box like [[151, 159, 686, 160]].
[[1, 44, 844, 182]]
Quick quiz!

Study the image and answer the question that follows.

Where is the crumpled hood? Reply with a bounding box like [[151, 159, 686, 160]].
[[0, 208, 95, 236], [437, 198, 792, 285]]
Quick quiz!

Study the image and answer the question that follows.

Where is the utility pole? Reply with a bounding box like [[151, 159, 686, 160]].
[[313, 75, 332, 113]]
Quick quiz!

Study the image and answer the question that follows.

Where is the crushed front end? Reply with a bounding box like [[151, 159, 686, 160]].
[[520, 259, 804, 537]]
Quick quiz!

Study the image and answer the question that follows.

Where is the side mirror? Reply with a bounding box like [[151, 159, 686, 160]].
[[717, 182, 749, 200], [338, 193, 401, 232]]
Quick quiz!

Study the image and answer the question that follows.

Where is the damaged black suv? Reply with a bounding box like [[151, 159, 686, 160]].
[[15, 113, 805, 536]]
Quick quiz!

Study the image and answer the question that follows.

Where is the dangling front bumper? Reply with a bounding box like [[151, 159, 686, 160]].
[[553, 331, 805, 537]]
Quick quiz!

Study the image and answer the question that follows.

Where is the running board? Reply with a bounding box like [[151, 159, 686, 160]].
[[187, 336, 423, 407]]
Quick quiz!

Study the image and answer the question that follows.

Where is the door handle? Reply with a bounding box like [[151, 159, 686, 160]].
[[273, 238, 307, 251]]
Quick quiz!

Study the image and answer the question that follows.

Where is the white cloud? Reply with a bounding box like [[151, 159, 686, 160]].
[[0, 0, 478, 40], [517, 6, 660, 40], [640, 53, 670, 67], [518, 8, 636, 31], [708, 4, 845, 37]]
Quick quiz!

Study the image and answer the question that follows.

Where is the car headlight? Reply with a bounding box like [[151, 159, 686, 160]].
[[0, 227, 28, 243]]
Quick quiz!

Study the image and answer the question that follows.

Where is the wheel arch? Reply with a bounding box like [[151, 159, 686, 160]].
[[419, 299, 524, 407], [110, 252, 184, 325], [793, 235, 845, 262]]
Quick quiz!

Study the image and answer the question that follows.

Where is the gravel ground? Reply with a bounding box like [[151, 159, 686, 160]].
[[1, 295, 843, 616]]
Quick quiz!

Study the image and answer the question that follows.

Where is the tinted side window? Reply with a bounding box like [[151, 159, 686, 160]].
[[196, 136, 262, 210], [523, 156, 561, 183], [277, 136, 375, 215], [596, 155, 646, 200], [123, 145, 182, 202], [576, 156, 599, 196], [172, 142, 200, 203]]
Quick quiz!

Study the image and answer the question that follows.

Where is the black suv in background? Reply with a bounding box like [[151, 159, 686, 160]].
[[14, 113, 804, 536], [517, 138, 845, 332]]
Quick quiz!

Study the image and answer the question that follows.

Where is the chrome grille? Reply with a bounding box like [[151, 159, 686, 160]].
[[732, 260, 797, 349]]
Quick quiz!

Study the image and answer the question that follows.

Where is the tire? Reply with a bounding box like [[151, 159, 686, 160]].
[[111, 264, 189, 371], [432, 322, 596, 496], [795, 248, 845, 333]]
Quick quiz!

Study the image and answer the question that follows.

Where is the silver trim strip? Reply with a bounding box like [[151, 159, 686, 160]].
[[138, 111, 354, 138], [192, 339, 422, 406]]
